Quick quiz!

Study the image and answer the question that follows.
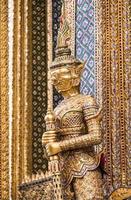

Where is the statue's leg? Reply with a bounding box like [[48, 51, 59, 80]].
[[73, 169, 104, 200]]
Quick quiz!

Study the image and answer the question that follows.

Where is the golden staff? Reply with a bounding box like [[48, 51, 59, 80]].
[[44, 75, 64, 200], [42, 0, 64, 199]]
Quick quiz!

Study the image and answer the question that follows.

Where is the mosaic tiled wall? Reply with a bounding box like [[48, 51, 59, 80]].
[[32, 0, 48, 173], [76, 0, 95, 96], [52, 0, 63, 107], [31, 0, 64, 171]]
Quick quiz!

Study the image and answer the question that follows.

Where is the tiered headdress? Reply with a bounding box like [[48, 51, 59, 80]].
[[51, 1, 82, 70]]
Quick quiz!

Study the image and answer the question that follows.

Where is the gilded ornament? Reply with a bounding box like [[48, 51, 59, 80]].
[[0, 0, 9, 199]]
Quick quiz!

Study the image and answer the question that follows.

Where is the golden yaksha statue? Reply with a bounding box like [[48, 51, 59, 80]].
[[43, 3, 104, 199]]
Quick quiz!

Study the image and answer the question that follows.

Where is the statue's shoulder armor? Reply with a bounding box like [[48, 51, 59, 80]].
[[54, 94, 97, 118], [79, 94, 96, 107]]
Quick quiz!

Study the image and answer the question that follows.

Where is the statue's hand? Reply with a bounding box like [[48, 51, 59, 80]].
[[45, 142, 61, 156], [42, 130, 57, 145]]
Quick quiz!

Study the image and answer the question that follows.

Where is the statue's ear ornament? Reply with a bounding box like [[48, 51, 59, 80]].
[[74, 61, 86, 76]]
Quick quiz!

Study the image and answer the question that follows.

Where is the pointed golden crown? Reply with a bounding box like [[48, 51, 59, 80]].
[[51, 1, 82, 69]]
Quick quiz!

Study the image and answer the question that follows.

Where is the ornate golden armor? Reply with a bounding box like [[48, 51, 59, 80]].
[[53, 94, 103, 199]]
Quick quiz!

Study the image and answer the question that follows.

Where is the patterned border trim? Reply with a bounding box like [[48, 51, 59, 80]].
[[110, 0, 121, 188], [94, 0, 103, 153], [124, 0, 131, 186], [12, 0, 32, 198], [94, 0, 102, 105], [0, 0, 9, 199], [117, 0, 127, 185], [102, 0, 113, 189]]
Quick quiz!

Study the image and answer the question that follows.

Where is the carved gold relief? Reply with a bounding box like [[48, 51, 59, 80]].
[[12, 0, 32, 199], [0, 0, 9, 199], [102, 0, 113, 191]]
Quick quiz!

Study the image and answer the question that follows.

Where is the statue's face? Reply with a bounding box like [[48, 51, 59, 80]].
[[51, 67, 73, 93]]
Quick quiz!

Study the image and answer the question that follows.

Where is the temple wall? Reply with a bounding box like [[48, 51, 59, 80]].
[[0, 0, 130, 199]]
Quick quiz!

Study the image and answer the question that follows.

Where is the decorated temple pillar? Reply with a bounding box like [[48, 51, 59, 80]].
[[101, 0, 131, 197]]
